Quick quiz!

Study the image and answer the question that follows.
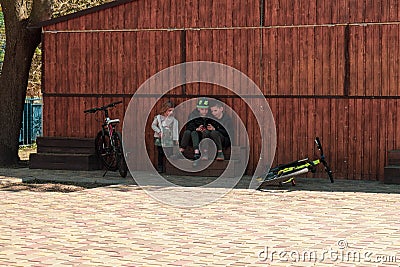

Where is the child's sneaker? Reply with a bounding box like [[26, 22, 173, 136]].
[[194, 153, 201, 160], [157, 165, 164, 173], [216, 152, 225, 161], [193, 153, 201, 167]]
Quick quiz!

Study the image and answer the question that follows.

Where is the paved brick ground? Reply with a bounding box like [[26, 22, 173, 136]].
[[1, 167, 399, 266]]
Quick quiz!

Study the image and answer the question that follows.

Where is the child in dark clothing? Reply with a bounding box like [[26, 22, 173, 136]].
[[179, 98, 211, 160], [205, 100, 233, 160]]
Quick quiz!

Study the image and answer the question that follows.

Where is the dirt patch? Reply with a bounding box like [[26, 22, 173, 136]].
[[0, 179, 100, 193], [18, 146, 37, 161], [11, 146, 64, 192], [0, 146, 100, 193], [0, 182, 86, 192]]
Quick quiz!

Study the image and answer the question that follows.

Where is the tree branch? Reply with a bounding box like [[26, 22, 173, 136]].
[[30, 0, 51, 25], [0, 0, 18, 26]]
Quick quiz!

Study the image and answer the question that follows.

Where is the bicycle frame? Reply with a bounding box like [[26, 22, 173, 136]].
[[257, 137, 334, 189], [103, 116, 120, 147], [84, 101, 128, 178]]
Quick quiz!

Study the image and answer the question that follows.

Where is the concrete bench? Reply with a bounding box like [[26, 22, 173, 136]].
[[165, 146, 247, 177], [384, 150, 400, 184]]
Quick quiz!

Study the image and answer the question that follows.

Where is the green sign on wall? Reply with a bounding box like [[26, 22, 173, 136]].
[[0, 11, 5, 70]]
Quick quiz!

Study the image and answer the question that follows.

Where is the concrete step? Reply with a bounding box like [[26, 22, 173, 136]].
[[30, 153, 101, 171], [384, 165, 400, 184], [165, 158, 243, 177], [36, 136, 96, 154], [180, 146, 246, 160]]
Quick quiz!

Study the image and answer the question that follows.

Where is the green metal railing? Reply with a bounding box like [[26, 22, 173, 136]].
[[0, 11, 5, 71], [19, 98, 43, 146]]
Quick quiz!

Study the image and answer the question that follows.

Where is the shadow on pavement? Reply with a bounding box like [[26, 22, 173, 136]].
[[1, 167, 399, 195], [117, 174, 400, 195], [255, 177, 400, 194]]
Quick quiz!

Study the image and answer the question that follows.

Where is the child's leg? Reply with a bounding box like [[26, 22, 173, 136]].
[[209, 131, 225, 160], [209, 131, 223, 151], [190, 131, 202, 160], [179, 130, 192, 151], [157, 146, 165, 172]]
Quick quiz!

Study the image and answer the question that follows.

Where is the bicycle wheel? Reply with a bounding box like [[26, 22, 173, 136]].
[[257, 174, 291, 189], [114, 132, 128, 178], [321, 159, 334, 183], [95, 130, 118, 171]]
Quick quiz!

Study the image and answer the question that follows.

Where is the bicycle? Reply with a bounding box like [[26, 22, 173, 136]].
[[257, 137, 334, 190], [84, 101, 128, 178]]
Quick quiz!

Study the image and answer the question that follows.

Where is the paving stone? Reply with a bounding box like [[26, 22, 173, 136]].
[[1, 167, 400, 266]]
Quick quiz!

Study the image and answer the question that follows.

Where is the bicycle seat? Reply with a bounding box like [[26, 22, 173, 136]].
[[108, 119, 120, 124]]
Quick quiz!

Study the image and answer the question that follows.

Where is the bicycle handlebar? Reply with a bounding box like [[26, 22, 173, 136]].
[[315, 137, 323, 154], [84, 101, 123, 114], [315, 137, 334, 183]]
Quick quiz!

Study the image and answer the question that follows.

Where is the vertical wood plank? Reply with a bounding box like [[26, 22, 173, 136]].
[[92, 34, 100, 92], [44, 34, 56, 94], [262, 28, 279, 95], [347, 99, 355, 179], [291, 98, 300, 159], [270, 0, 279, 25], [381, 25, 390, 96], [335, 26, 345, 96], [350, 26, 364, 96], [185, 30, 199, 95], [378, 99, 388, 181], [276, 28, 288, 94], [108, 31, 115, 94], [78, 25, 86, 94], [148, 31, 156, 95], [292, 0, 300, 25], [279, 0, 291, 25], [333, 0, 345, 23], [298, 28, 309, 95], [307, 98, 316, 159], [59, 33, 68, 94], [366, 0, 381, 22], [247, 29, 259, 95], [356, 98, 364, 179], [367, 25, 378, 96], [98, 31, 106, 93], [321, 27, 330, 95], [306, 28, 315, 95], [115, 32, 123, 94], [314, 27, 323, 95], [308, 0, 317, 25], [389, 0, 400, 21], [370, 99, 379, 179], [291, 28, 300, 95], [329, 98, 339, 178], [388, 25, 399, 96], [349, 0, 364, 23], [87, 10, 96, 91], [187, 0, 199, 28]]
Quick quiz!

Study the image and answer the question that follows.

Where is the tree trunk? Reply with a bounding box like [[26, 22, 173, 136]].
[[0, 18, 41, 165]]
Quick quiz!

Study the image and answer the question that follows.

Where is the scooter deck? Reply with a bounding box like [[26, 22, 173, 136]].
[[257, 168, 308, 189]]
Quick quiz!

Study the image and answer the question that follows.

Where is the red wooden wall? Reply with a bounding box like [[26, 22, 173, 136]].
[[41, 0, 400, 180]]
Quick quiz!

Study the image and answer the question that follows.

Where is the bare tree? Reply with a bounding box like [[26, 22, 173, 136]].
[[0, 0, 51, 165], [0, 0, 111, 165]]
